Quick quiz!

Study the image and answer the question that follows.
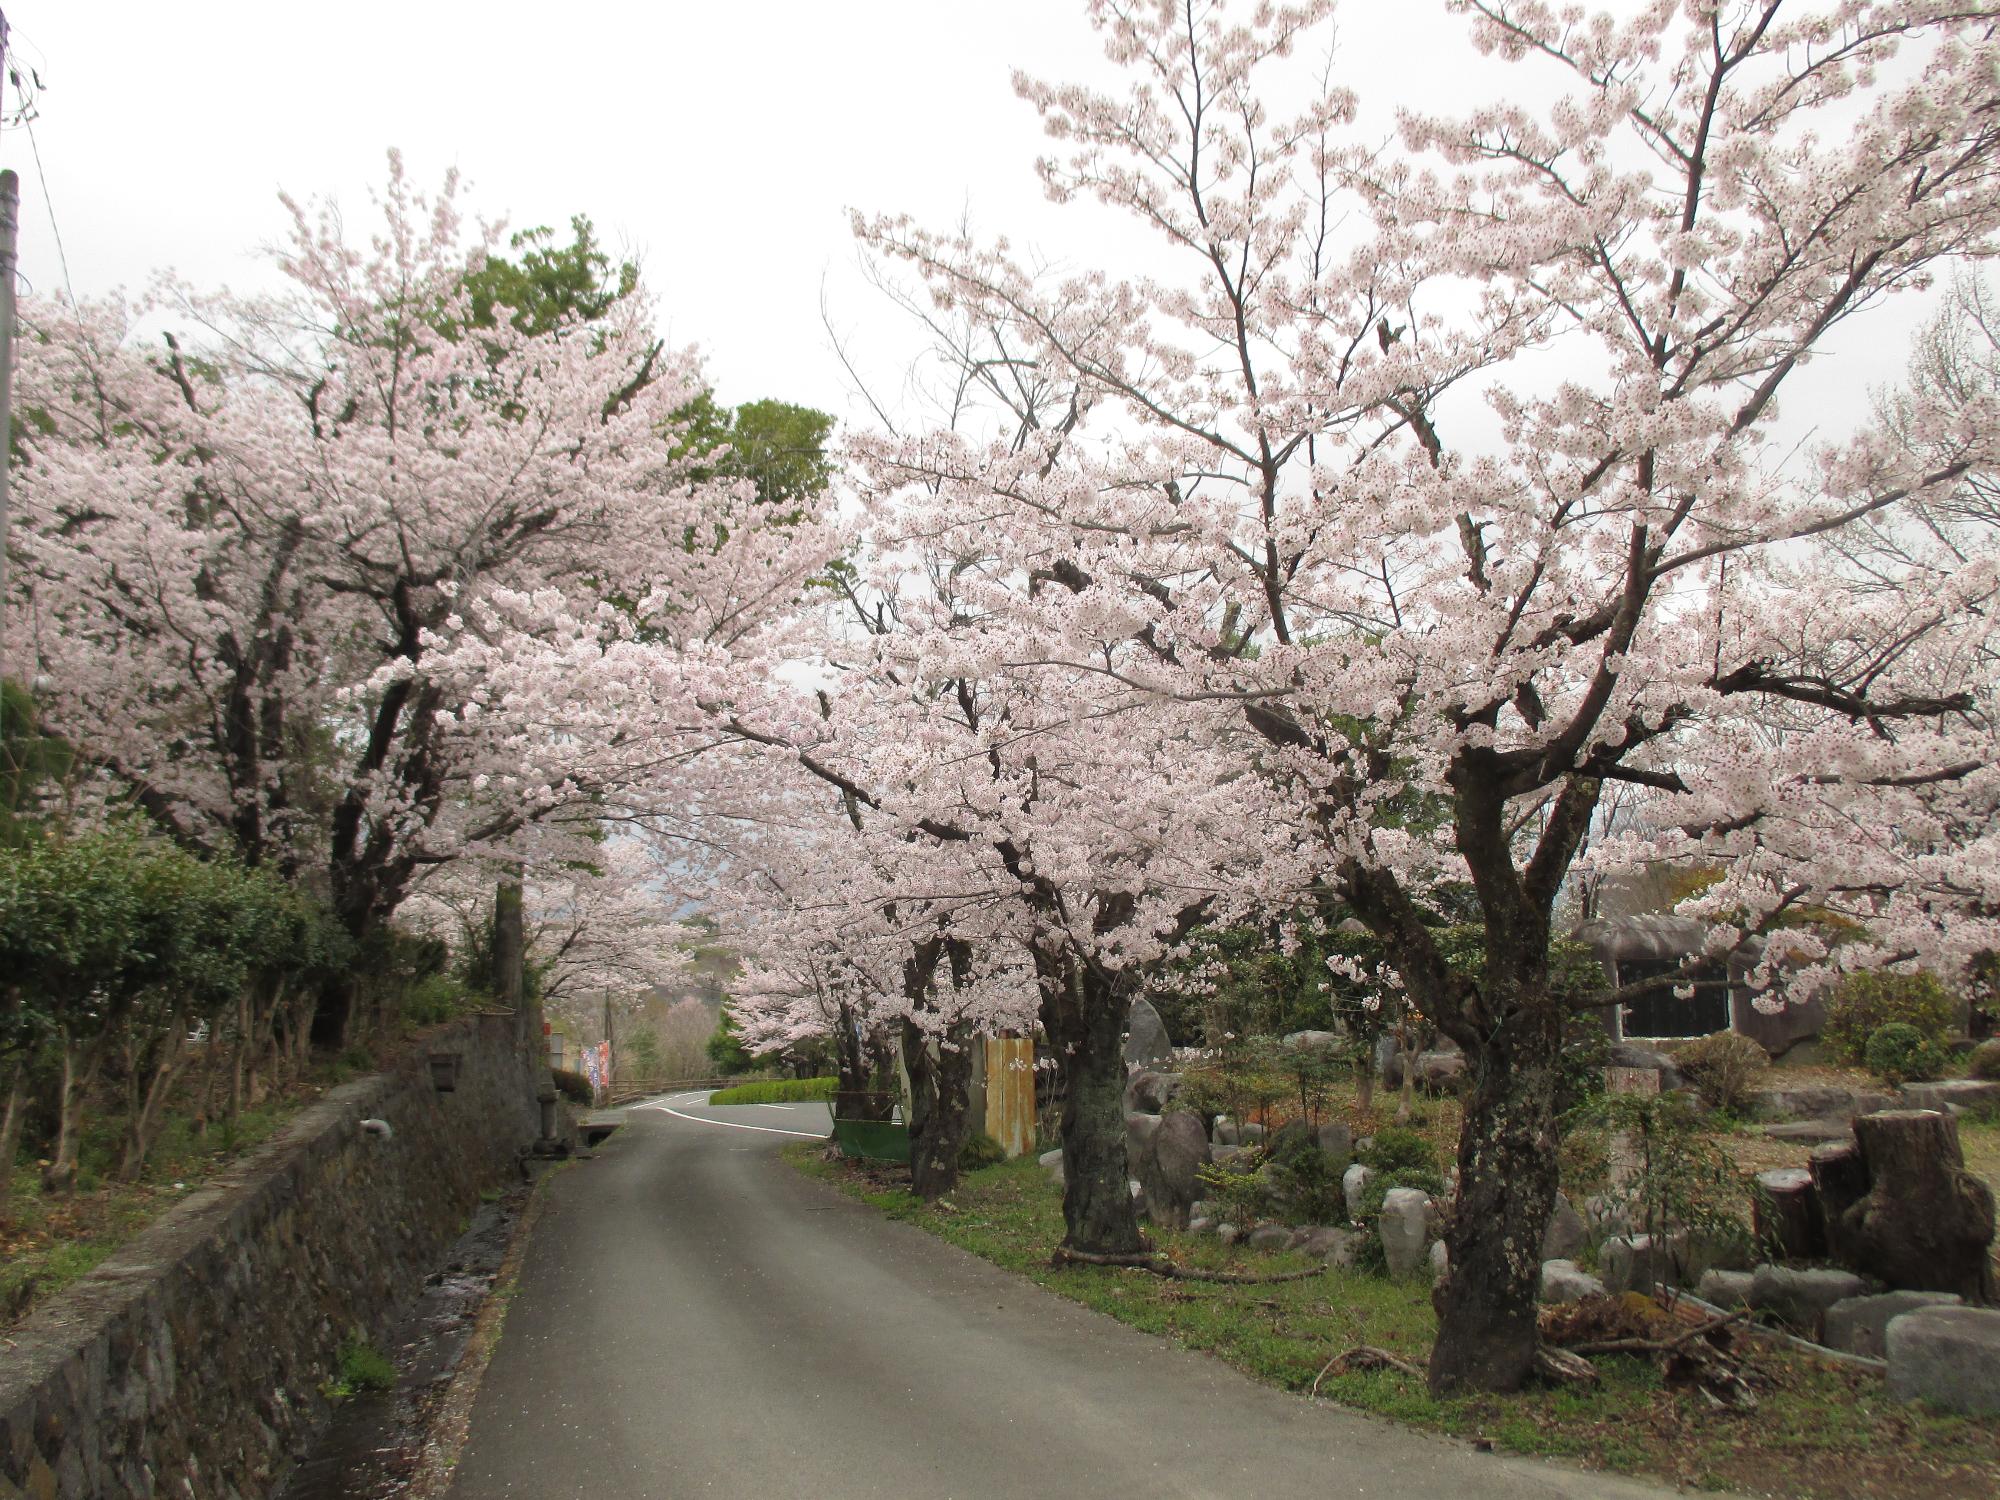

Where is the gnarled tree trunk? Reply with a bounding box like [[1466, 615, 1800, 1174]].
[[906, 1018, 977, 1202], [1429, 996, 1565, 1394], [1040, 952, 1144, 1257]]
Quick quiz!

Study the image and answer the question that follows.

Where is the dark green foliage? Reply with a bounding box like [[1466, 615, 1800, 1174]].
[[1863, 1022, 1949, 1086], [334, 1333, 397, 1395], [1824, 970, 1961, 1064], [0, 681, 75, 847], [1555, 1008, 1614, 1115], [1266, 1140, 1348, 1225], [705, 1010, 756, 1075], [958, 1131, 1008, 1171], [460, 216, 637, 335], [671, 394, 836, 516], [1968, 1039, 2000, 1081], [550, 1068, 594, 1105], [1359, 1127, 1441, 1179]]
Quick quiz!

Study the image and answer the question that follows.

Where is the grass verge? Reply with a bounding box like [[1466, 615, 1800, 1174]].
[[707, 1076, 836, 1105], [785, 1146, 2000, 1500]]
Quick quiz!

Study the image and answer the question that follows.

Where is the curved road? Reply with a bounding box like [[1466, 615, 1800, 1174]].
[[444, 1093, 1680, 1499]]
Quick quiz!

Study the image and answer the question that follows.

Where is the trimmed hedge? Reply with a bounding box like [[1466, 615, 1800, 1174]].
[[707, 1077, 836, 1105]]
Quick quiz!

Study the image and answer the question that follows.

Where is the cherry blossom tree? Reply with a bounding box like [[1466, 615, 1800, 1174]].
[[8, 156, 837, 1040], [854, 0, 2000, 1392]]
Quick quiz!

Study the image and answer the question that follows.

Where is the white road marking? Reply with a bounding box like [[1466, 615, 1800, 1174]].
[[641, 1100, 828, 1139]]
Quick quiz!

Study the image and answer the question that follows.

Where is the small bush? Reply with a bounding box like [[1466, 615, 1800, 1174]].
[[1864, 1022, 1949, 1086], [550, 1067, 594, 1105], [1677, 1030, 1770, 1112], [1358, 1126, 1440, 1178], [958, 1131, 1007, 1171], [1196, 1149, 1270, 1225], [402, 972, 476, 1026], [1967, 1039, 2000, 1081], [335, 1334, 396, 1395], [1823, 970, 1960, 1065], [706, 1076, 833, 1105]]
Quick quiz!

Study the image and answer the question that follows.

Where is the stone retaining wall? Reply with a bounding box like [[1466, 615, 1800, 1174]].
[[0, 1014, 541, 1500]]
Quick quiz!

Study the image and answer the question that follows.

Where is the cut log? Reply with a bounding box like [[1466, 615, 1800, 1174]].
[[1753, 1167, 1825, 1261], [1810, 1139, 1871, 1268], [1835, 1110, 1996, 1303]]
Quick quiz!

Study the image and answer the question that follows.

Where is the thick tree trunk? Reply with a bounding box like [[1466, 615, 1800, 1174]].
[[1428, 999, 1564, 1395], [1041, 957, 1144, 1257], [906, 1019, 977, 1202], [0, 1063, 24, 1209]]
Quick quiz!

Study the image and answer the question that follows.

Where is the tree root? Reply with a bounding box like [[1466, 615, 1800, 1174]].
[[1311, 1345, 1427, 1394], [1050, 1246, 1324, 1284]]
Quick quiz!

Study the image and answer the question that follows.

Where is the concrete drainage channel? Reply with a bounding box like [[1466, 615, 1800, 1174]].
[[278, 1162, 561, 1500]]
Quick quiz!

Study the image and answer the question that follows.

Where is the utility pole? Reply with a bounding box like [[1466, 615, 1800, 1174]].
[[0, 166, 15, 668], [0, 7, 16, 666]]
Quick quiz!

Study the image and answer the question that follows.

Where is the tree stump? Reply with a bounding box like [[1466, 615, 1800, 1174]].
[[1753, 1167, 1825, 1261], [1835, 1110, 1996, 1303], [1810, 1139, 1872, 1267]]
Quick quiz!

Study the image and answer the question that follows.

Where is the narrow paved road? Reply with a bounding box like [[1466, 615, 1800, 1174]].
[[445, 1094, 1680, 1499]]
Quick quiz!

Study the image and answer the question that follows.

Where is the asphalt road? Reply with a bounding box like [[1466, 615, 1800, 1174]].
[[444, 1092, 1684, 1500]]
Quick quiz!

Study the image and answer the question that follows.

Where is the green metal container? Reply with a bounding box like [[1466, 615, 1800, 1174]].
[[832, 1116, 911, 1163]]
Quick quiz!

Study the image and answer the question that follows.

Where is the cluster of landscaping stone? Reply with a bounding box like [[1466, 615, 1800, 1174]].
[[1043, 1000, 2000, 1418]]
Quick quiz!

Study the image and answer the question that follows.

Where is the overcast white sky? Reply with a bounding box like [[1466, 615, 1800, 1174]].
[[2, 0, 1934, 437]]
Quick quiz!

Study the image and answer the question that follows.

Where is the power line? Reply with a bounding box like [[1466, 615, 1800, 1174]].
[[20, 106, 70, 306]]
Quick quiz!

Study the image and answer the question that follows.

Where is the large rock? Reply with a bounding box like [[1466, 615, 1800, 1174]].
[[1211, 1117, 1240, 1146], [1124, 1069, 1182, 1114], [1886, 1305, 2000, 1415], [1752, 1167, 1826, 1260], [1412, 1050, 1467, 1094], [1610, 1041, 1684, 1090], [1238, 1122, 1267, 1146], [1039, 1147, 1065, 1184], [1125, 1111, 1162, 1161], [1210, 1143, 1250, 1171], [1824, 1291, 1962, 1359], [1762, 1119, 1855, 1144], [1268, 1118, 1316, 1163], [1379, 1187, 1431, 1277], [1429, 1238, 1450, 1283], [1281, 1030, 1343, 1051], [1539, 1259, 1606, 1303], [1300, 1225, 1363, 1268], [1316, 1121, 1354, 1171], [1135, 1109, 1211, 1231], [1123, 997, 1174, 1070], [1599, 1232, 1686, 1295], [1247, 1224, 1295, 1251], [1541, 1193, 1587, 1261], [1373, 1034, 1401, 1085], [1748, 1083, 1891, 1121], [1900, 1078, 2000, 1114], [1750, 1264, 1867, 1338], [1697, 1269, 1756, 1307], [1342, 1162, 1377, 1223]]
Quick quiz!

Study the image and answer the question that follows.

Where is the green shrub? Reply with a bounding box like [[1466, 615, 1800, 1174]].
[[705, 1076, 833, 1105], [1823, 970, 1960, 1065], [1863, 1022, 1949, 1086], [1196, 1149, 1269, 1226], [334, 1333, 396, 1395], [958, 1131, 1007, 1170], [1967, 1039, 2000, 1081], [1677, 1030, 1770, 1112], [1357, 1126, 1440, 1178], [402, 972, 476, 1027], [550, 1067, 594, 1105]]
